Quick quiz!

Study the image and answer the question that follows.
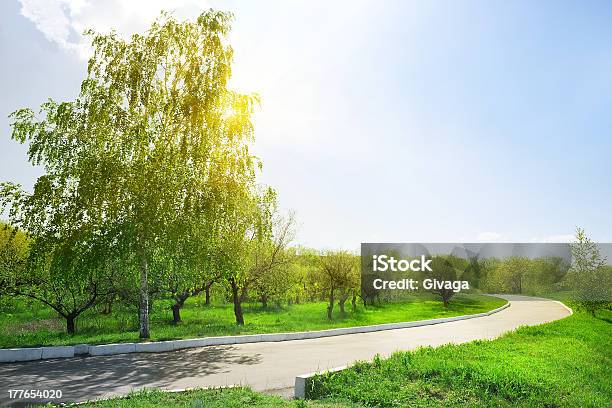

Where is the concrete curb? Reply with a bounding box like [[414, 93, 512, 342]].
[[0, 299, 510, 363], [41, 346, 74, 359], [0, 347, 42, 363], [551, 300, 574, 315], [295, 365, 347, 399]]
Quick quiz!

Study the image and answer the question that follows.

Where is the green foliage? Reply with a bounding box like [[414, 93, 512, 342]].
[[478, 256, 570, 296], [461, 256, 483, 288], [0, 222, 29, 291], [428, 256, 459, 307], [318, 251, 360, 319], [569, 228, 611, 315]]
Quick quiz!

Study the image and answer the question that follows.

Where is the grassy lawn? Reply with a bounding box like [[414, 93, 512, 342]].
[[307, 309, 612, 407], [0, 293, 505, 348], [69, 388, 353, 408]]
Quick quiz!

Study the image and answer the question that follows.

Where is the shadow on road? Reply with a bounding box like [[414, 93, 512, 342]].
[[0, 345, 261, 407]]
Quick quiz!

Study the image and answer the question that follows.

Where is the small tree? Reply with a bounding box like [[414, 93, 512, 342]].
[[0, 224, 30, 305], [428, 256, 458, 308], [494, 257, 533, 294], [250, 212, 296, 308], [0, 213, 114, 334], [569, 228, 611, 316], [461, 256, 483, 288], [159, 216, 219, 324], [219, 187, 289, 325], [318, 251, 359, 320]]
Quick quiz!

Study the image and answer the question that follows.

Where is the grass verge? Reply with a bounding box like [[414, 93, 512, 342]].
[[63, 387, 351, 408], [307, 309, 611, 407], [0, 293, 505, 348]]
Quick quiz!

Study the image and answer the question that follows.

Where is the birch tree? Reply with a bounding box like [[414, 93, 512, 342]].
[[3, 11, 259, 338]]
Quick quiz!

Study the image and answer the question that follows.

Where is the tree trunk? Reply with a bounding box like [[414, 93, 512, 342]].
[[139, 252, 150, 339], [261, 294, 268, 309], [171, 294, 188, 324], [172, 303, 181, 323], [66, 315, 76, 335], [352, 294, 357, 312], [102, 299, 112, 315], [327, 288, 334, 320], [338, 298, 346, 314], [204, 285, 211, 306], [230, 279, 244, 325]]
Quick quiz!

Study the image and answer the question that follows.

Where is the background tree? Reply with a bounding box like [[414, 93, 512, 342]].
[[460, 256, 483, 288], [159, 214, 217, 323], [219, 188, 297, 324], [318, 251, 359, 320], [569, 228, 611, 315], [494, 257, 533, 294], [0, 197, 115, 334], [428, 256, 458, 308], [0, 223, 30, 305], [250, 211, 296, 308]]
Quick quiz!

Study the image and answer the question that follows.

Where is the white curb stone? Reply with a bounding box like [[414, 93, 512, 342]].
[[295, 366, 347, 399], [173, 339, 207, 350], [259, 333, 289, 342], [204, 336, 231, 346], [283, 333, 305, 341], [134, 341, 174, 353], [0, 348, 42, 363], [74, 344, 90, 355], [233, 335, 262, 344], [41, 346, 74, 359], [89, 343, 136, 356]]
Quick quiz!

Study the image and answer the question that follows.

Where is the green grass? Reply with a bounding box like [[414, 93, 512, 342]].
[[307, 309, 612, 407], [65, 387, 353, 408], [0, 293, 505, 348]]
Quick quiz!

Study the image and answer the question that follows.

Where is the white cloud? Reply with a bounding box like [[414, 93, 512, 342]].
[[476, 232, 504, 242], [526, 234, 575, 243], [18, 0, 208, 59], [476, 232, 575, 243]]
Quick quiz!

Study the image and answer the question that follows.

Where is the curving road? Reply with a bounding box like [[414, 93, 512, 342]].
[[0, 295, 570, 407]]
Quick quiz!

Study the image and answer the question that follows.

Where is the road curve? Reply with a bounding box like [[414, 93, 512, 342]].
[[0, 295, 570, 406]]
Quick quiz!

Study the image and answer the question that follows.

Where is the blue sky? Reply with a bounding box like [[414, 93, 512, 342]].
[[1, 0, 611, 249]]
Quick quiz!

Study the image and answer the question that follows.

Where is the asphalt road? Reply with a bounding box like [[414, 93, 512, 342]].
[[0, 295, 571, 407]]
